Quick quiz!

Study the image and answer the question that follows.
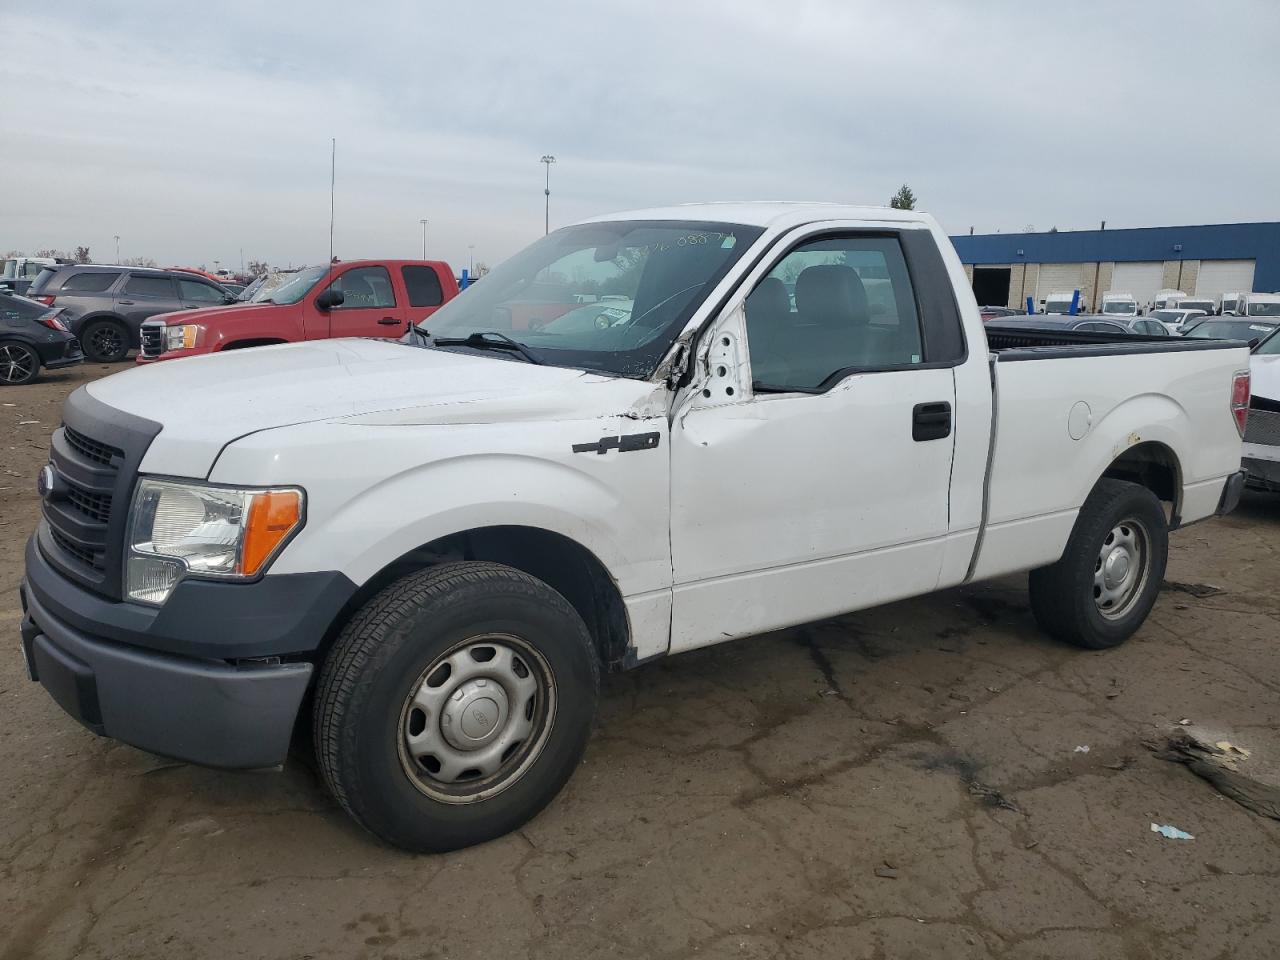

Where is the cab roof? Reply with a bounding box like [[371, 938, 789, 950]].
[[578, 201, 933, 231]]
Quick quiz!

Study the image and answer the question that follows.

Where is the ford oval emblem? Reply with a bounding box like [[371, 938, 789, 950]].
[[36, 464, 56, 499]]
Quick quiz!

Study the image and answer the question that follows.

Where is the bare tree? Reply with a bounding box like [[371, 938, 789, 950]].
[[75, 246, 92, 264], [247, 259, 270, 277], [120, 256, 158, 268]]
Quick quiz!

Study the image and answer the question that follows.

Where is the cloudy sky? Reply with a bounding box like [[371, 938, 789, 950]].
[[3, 0, 1278, 272]]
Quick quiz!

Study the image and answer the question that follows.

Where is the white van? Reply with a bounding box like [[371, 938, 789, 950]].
[[1152, 289, 1186, 312], [1218, 292, 1246, 316], [1240, 293, 1280, 318], [1042, 290, 1081, 314], [1100, 292, 1139, 318]]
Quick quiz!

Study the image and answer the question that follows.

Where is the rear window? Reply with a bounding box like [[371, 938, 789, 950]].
[[123, 275, 176, 298], [59, 271, 118, 293], [402, 265, 444, 307]]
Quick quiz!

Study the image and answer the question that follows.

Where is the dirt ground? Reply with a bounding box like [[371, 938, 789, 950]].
[[2, 363, 1279, 960]]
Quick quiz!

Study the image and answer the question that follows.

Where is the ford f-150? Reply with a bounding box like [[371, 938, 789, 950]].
[[19, 203, 1249, 852]]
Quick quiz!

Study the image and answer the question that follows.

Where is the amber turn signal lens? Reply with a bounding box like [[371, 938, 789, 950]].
[[240, 490, 302, 575]]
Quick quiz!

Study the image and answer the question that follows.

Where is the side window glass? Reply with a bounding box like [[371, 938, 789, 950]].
[[329, 266, 395, 309], [60, 272, 117, 293], [744, 235, 922, 391], [123, 275, 176, 298], [23, 261, 45, 277], [402, 265, 443, 307], [177, 279, 226, 303]]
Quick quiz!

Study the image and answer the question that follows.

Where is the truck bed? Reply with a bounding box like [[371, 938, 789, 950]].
[[983, 324, 1247, 358], [969, 325, 1250, 583]]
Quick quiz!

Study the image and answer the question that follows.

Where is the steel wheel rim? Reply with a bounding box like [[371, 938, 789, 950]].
[[397, 633, 556, 804], [0, 344, 36, 383], [90, 326, 123, 358], [1093, 518, 1150, 620]]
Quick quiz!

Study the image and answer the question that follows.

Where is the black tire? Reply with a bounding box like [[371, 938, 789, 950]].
[[313, 561, 599, 852], [0, 340, 41, 385], [1029, 478, 1168, 649], [81, 319, 130, 362]]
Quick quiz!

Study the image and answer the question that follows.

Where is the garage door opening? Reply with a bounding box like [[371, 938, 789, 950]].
[[972, 267, 1011, 307]]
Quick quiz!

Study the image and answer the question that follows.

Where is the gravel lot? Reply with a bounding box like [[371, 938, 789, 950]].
[[3, 363, 1279, 960]]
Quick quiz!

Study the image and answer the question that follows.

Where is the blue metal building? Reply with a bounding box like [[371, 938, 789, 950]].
[[950, 221, 1280, 311]]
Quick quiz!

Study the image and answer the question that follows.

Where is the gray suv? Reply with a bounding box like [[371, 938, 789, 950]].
[[26, 265, 234, 362]]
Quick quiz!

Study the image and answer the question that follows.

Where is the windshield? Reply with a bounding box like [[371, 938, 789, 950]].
[[1044, 300, 1072, 314], [417, 220, 763, 376], [1256, 328, 1280, 354], [1, 260, 15, 280], [1102, 301, 1136, 315], [1185, 320, 1278, 340], [250, 266, 326, 304], [1246, 301, 1280, 317], [1180, 300, 1212, 312]]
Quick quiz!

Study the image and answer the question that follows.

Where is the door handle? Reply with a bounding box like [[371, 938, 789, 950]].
[[377, 316, 402, 325], [118, 300, 134, 305], [912, 401, 952, 441]]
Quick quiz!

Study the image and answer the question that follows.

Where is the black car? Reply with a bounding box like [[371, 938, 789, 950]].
[[984, 314, 1137, 335], [0, 292, 83, 385], [25, 264, 235, 362], [1182, 318, 1280, 345]]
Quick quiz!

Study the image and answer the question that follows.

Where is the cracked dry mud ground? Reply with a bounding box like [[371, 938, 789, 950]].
[[3, 365, 1279, 960]]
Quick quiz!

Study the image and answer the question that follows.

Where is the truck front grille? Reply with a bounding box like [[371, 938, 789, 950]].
[[140, 323, 163, 357], [38, 391, 162, 599], [63, 425, 122, 466], [1245, 406, 1280, 447]]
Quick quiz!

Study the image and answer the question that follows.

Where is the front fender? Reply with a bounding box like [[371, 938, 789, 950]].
[[210, 417, 673, 597]]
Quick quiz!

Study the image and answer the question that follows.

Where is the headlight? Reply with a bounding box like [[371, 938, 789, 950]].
[[164, 324, 200, 351], [126, 478, 304, 604]]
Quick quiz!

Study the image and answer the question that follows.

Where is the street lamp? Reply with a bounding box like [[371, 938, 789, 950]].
[[419, 219, 429, 259], [540, 155, 556, 235], [114, 235, 120, 263]]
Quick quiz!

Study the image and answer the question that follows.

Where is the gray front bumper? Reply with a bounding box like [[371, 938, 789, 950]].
[[20, 582, 312, 769]]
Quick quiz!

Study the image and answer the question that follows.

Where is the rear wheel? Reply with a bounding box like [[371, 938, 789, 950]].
[[1029, 479, 1168, 649], [313, 561, 599, 852], [81, 319, 130, 362], [0, 341, 40, 385]]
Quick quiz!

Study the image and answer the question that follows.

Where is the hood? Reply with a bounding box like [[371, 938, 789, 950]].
[[86, 338, 663, 477], [1251, 353, 1280, 403], [150, 303, 276, 325]]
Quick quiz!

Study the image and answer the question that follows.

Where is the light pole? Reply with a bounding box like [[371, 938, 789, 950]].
[[113, 235, 120, 263], [468, 245, 475, 275], [540, 155, 556, 235], [419, 219, 429, 259]]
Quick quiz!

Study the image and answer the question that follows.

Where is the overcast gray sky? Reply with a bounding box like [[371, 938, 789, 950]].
[[3, 0, 1278, 272]]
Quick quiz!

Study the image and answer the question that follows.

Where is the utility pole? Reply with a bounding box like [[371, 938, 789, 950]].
[[468, 244, 475, 274], [419, 219, 429, 259], [113, 235, 120, 263], [540, 155, 556, 234]]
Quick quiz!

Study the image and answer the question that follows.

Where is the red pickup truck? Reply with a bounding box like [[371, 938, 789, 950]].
[[137, 259, 458, 363]]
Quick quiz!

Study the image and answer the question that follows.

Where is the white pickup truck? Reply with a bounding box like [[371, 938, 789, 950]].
[[20, 203, 1250, 852]]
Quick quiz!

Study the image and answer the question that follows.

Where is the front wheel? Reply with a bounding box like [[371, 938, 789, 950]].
[[313, 562, 599, 852], [1029, 479, 1168, 649]]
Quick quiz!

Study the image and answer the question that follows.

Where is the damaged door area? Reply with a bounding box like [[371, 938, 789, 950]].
[[667, 231, 957, 653]]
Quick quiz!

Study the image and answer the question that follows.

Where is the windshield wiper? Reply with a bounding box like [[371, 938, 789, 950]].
[[431, 331, 544, 365]]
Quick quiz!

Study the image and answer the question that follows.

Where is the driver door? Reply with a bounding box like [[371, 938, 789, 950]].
[[313, 265, 405, 339], [668, 228, 960, 653]]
